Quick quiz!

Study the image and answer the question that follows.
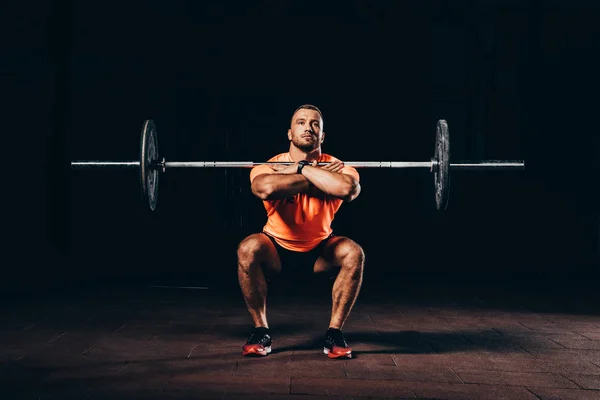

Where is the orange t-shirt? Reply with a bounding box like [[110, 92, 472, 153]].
[[249, 153, 360, 252]]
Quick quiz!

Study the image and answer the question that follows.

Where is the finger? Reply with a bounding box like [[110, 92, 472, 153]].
[[322, 161, 340, 171]]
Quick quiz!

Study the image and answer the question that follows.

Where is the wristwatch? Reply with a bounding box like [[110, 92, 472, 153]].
[[297, 160, 310, 174]]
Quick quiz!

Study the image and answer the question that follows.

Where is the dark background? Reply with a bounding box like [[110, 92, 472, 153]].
[[5, 0, 600, 295]]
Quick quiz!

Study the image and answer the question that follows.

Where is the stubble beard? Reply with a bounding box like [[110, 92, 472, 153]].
[[292, 135, 318, 153]]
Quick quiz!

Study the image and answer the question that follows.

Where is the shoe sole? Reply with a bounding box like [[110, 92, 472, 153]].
[[242, 345, 272, 357], [323, 347, 352, 359]]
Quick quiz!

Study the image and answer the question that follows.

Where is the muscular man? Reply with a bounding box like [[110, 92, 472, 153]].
[[237, 104, 365, 359]]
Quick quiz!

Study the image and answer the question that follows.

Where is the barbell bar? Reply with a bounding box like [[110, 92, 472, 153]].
[[71, 160, 523, 169], [71, 119, 525, 211]]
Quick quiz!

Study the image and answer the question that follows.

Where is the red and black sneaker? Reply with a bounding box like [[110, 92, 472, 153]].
[[323, 327, 352, 359], [242, 327, 272, 357]]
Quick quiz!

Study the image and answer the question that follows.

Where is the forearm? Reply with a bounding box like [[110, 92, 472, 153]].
[[300, 166, 360, 201], [252, 174, 311, 200]]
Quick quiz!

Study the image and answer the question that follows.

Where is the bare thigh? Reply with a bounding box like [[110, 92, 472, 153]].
[[313, 236, 363, 275], [237, 233, 282, 279]]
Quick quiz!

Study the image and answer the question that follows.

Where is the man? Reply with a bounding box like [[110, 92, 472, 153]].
[[237, 104, 365, 359]]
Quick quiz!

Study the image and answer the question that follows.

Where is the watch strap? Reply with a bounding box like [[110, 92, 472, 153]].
[[297, 160, 310, 174]]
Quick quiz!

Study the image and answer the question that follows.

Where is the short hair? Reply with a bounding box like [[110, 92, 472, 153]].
[[291, 104, 324, 124]]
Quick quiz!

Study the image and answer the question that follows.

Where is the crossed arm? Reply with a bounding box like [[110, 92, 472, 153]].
[[251, 161, 361, 202]]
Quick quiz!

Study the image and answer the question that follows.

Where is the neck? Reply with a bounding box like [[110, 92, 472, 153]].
[[289, 144, 321, 162]]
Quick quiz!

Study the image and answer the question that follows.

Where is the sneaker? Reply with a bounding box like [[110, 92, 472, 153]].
[[323, 327, 352, 359], [242, 327, 272, 357]]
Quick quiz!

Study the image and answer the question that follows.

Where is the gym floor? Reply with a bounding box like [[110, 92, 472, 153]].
[[2, 280, 600, 400]]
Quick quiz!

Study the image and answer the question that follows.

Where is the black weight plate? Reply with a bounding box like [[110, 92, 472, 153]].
[[435, 119, 450, 210], [140, 120, 159, 211]]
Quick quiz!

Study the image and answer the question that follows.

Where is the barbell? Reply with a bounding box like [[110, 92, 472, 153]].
[[71, 119, 525, 211]]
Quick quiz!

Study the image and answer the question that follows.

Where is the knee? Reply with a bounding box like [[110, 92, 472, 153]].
[[338, 240, 365, 270], [237, 237, 262, 268]]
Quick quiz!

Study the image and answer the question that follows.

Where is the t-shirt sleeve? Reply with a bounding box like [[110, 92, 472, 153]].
[[342, 165, 360, 182], [250, 164, 274, 183]]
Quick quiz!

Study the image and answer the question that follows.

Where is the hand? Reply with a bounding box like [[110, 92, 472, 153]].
[[269, 162, 299, 175], [269, 160, 319, 175], [320, 160, 345, 173]]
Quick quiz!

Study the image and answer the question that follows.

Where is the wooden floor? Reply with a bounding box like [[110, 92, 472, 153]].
[[1, 279, 600, 399]]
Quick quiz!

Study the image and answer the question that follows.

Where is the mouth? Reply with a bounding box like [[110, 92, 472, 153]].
[[301, 134, 314, 140]]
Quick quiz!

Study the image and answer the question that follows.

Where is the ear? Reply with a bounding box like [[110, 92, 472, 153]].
[[321, 131, 325, 143], [287, 129, 292, 141]]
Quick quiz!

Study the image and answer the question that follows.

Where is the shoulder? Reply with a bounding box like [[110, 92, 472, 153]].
[[267, 153, 291, 162], [250, 153, 289, 183], [320, 153, 340, 162], [321, 153, 360, 181]]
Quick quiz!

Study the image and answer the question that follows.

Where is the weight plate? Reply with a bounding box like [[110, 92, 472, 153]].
[[140, 120, 159, 211], [434, 119, 450, 210]]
